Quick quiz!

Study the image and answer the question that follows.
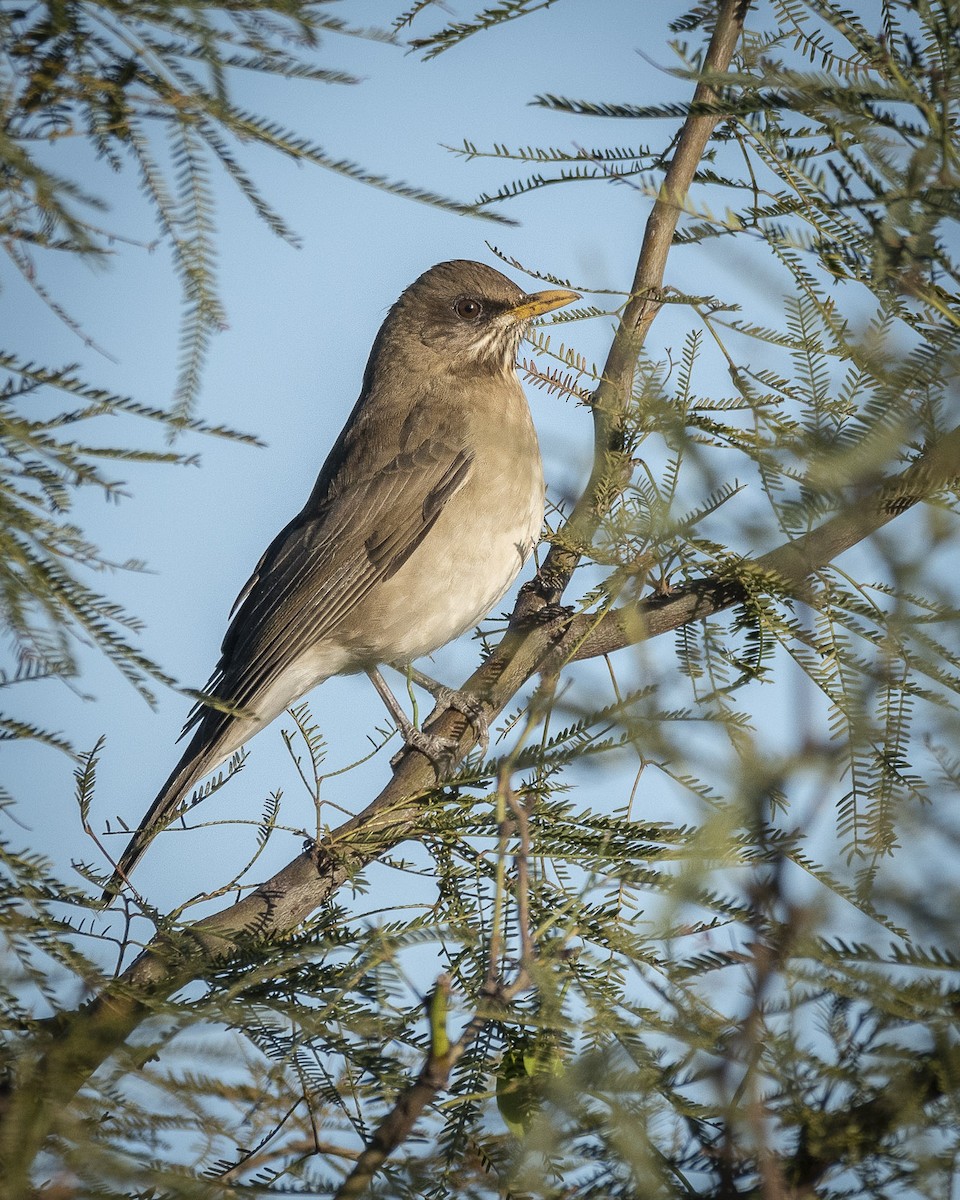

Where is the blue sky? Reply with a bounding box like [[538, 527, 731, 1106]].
[[5, 0, 927, 935]]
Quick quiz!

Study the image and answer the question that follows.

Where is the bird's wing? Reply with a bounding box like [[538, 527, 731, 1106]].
[[181, 422, 473, 736]]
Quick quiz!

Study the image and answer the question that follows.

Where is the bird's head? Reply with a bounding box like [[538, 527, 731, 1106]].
[[380, 259, 579, 377]]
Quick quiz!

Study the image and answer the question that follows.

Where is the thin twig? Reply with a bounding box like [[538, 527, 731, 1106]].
[[548, 421, 960, 667], [505, 782, 535, 971]]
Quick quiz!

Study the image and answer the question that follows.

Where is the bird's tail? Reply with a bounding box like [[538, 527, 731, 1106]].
[[101, 721, 236, 903]]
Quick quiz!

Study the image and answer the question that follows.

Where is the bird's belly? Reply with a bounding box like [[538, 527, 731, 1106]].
[[343, 455, 544, 666], [388, 515, 539, 661]]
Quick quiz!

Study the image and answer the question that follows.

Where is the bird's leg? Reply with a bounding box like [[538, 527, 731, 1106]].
[[366, 667, 460, 767], [400, 665, 490, 758]]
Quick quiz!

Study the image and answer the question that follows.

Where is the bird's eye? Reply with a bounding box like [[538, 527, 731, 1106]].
[[454, 297, 483, 321]]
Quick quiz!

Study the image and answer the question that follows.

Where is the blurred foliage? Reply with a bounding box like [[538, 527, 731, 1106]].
[[4, 1, 960, 1198]]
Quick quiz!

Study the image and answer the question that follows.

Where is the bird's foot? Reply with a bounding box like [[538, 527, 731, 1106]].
[[387, 688, 490, 771], [535, 601, 576, 625], [422, 684, 490, 758], [390, 666, 490, 758], [371, 666, 488, 770], [389, 722, 460, 771]]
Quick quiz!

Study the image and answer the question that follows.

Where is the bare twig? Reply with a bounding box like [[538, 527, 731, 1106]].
[[333, 976, 454, 1200], [505, 782, 535, 970], [334, 774, 539, 1199]]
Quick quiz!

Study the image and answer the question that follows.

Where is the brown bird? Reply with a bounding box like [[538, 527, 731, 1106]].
[[105, 260, 579, 897]]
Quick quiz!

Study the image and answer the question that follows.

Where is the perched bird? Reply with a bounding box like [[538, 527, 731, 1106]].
[[105, 260, 579, 897]]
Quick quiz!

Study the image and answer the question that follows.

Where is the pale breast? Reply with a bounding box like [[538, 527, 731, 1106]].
[[340, 378, 544, 666]]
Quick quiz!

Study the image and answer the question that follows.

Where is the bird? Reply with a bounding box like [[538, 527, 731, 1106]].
[[103, 260, 579, 898]]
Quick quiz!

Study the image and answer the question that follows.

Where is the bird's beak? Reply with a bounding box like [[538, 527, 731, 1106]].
[[508, 288, 580, 322]]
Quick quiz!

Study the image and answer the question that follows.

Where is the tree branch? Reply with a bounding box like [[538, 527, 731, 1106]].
[[551, 424, 960, 666], [538, 0, 752, 602], [333, 977, 455, 1200]]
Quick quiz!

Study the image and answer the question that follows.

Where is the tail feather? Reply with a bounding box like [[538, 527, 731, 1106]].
[[101, 720, 237, 902]]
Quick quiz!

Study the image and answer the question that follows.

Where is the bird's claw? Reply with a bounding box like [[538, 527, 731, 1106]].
[[389, 726, 460, 771], [389, 686, 489, 770], [424, 685, 490, 757]]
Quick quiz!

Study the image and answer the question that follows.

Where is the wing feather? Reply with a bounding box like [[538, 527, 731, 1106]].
[[181, 421, 473, 740]]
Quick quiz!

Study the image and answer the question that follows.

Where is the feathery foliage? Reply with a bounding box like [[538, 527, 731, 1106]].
[[4, 2, 960, 1197]]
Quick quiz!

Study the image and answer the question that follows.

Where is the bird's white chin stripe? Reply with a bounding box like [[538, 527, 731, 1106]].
[[463, 321, 524, 371]]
